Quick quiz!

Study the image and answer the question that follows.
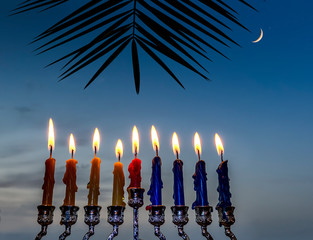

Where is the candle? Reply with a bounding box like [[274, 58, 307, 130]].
[[42, 118, 56, 206], [147, 126, 163, 206], [215, 133, 232, 207], [172, 132, 185, 206], [62, 134, 78, 206], [127, 126, 142, 190], [112, 139, 126, 207], [192, 132, 209, 209], [87, 128, 101, 206]]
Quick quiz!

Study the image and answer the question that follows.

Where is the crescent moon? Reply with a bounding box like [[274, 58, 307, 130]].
[[252, 29, 263, 43]]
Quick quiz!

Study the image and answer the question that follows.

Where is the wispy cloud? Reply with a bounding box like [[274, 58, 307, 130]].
[[0, 171, 41, 188], [14, 106, 33, 114]]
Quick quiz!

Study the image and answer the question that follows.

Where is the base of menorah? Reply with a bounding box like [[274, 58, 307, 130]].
[[35, 205, 55, 240], [216, 206, 236, 240], [83, 205, 102, 240], [148, 205, 166, 240], [107, 206, 125, 240], [128, 188, 145, 240], [59, 205, 79, 240], [194, 206, 214, 240], [171, 206, 190, 240]]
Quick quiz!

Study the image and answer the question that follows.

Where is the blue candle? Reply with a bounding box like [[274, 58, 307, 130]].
[[214, 133, 232, 208], [147, 156, 163, 205], [173, 159, 185, 206], [216, 160, 232, 208], [192, 160, 209, 209]]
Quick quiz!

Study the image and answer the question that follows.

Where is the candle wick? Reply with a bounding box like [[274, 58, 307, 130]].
[[221, 151, 224, 162], [197, 150, 201, 161], [49, 146, 53, 158], [176, 151, 179, 160], [156, 145, 159, 157], [71, 149, 74, 159], [118, 153, 121, 162], [95, 146, 97, 158]]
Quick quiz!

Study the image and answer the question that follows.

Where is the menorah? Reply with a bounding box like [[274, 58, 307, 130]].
[[35, 194, 236, 240], [36, 121, 236, 240]]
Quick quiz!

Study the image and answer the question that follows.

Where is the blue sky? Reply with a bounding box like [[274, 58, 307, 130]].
[[0, 1, 313, 240]]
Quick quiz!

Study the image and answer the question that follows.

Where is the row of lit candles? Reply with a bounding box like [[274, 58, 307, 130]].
[[41, 119, 232, 209]]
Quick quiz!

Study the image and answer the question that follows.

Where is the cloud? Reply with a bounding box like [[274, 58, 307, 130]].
[[0, 171, 41, 188], [0, 143, 35, 159], [14, 106, 33, 114], [0, 233, 34, 240], [77, 163, 89, 169]]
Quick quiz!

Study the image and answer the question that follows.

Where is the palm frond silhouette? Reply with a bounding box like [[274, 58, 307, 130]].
[[12, 0, 256, 93]]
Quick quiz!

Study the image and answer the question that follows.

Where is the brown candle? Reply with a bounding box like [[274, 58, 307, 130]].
[[62, 134, 78, 206], [42, 157, 55, 206], [87, 128, 101, 206], [42, 118, 55, 206]]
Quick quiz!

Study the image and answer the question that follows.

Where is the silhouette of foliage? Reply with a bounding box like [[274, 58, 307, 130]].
[[13, 0, 256, 93], [11, 0, 68, 14]]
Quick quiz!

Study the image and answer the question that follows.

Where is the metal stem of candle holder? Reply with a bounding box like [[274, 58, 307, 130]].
[[194, 206, 214, 240], [107, 206, 125, 240], [148, 205, 166, 240], [128, 188, 145, 240], [171, 206, 190, 240], [59, 206, 79, 240], [82, 205, 102, 240], [35, 205, 55, 240], [216, 206, 236, 240]]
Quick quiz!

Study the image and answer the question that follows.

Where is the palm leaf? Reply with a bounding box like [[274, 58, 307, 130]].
[[11, 0, 68, 15], [13, 0, 256, 93], [131, 39, 140, 94]]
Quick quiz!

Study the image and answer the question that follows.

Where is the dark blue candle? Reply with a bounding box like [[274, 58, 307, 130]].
[[147, 156, 163, 206], [173, 159, 185, 206], [192, 160, 209, 209], [216, 160, 232, 208]]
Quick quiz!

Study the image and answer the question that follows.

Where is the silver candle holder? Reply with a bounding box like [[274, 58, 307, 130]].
[[59, 205, 79, 240], [107, 206, 125, 240], [35, 205, 55, 240], [148, 205, 166, 240], [216, 206, 236, 240], [128, 188, 145, 240], [82, 205, 102, 240], [171, 206, 190, 240], [194, 206, 214, 240]]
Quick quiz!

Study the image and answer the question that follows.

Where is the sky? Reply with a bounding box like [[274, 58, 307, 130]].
[[0, 1, 313, 240]]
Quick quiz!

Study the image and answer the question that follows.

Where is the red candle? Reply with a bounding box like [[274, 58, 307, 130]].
[[127, 126, 142, 190], [128, 157, 142, 189]]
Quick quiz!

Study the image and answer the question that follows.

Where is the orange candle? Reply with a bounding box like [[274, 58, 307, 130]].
[[42, 118, 56, 206], [112, 139, 126, 207], [62, 134, 78, 206], [87, 128, 101, 206]]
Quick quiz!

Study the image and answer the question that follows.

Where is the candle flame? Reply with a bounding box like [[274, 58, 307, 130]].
[[115, 139, 123, 159], [132, 126, 139, 155], [151, 125, 159, 152], [48, 118, 55, 151], [172, 132, 180, 156], [69, 134, 76, 155], [194, 132, 202, 156], [93, 128, 100, 153], [215, 133, 224, 155]]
